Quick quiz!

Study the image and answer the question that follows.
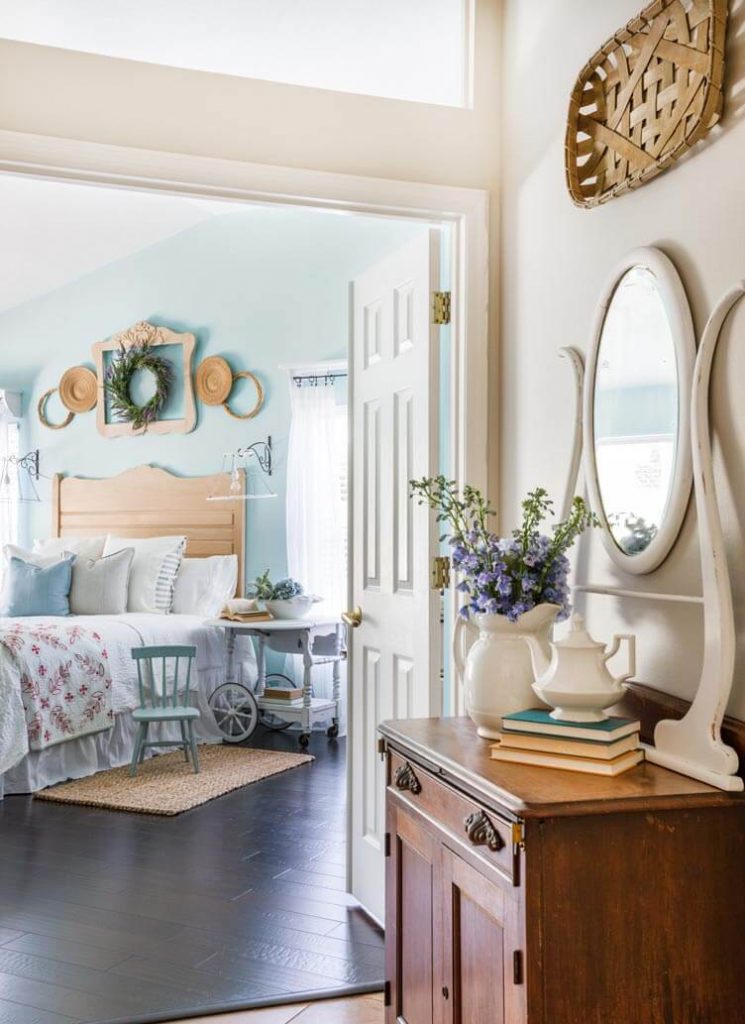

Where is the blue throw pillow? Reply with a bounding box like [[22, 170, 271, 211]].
[[2, 555, 76, 617]]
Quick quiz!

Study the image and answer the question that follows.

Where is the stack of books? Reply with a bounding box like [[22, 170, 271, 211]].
[[491, 709, 644, 776]]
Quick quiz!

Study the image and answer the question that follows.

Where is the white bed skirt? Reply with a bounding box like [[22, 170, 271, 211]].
[[0, 671, 224, 797]]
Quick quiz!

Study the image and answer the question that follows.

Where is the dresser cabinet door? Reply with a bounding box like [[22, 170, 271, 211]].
[[386, 802, 439, 1024], [440, 847, 525, 1024]]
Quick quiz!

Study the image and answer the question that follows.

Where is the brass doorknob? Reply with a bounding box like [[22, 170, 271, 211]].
[[342, 606, 363, 628]]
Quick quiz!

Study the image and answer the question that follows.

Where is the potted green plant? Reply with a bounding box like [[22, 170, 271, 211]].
[[247, 570, 316, 620]]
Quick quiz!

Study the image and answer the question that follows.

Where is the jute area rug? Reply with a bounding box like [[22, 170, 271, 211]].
[[34, 745, 314, 816]]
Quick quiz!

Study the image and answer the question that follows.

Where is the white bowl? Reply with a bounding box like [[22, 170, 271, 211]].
[[265, 597, 314, 620]]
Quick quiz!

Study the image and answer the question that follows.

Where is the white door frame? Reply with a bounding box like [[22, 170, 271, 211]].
[[0, 128, 489, 904], [0, 129, 489, 506]]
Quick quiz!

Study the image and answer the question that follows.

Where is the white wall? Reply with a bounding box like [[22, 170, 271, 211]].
[[501, 0, 745, 716]]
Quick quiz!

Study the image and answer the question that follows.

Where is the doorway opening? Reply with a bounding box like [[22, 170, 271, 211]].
[[0, 168, 466, 1020]]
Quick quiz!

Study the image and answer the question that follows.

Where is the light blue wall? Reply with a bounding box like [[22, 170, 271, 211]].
[[0, 204, 426, 586]]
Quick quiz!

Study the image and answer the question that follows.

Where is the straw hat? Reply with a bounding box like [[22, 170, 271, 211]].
[[59, 366, 98, 413], [196, 356, 233, 406]]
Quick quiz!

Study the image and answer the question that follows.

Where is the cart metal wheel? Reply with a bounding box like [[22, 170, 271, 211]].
[[299, 733, 311, 749], [209, 683, 259, 743], [259, 673, 295, 731], [327, 720, 340, 738]]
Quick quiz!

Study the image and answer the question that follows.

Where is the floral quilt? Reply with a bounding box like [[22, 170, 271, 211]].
[[0, 621, 113, 751]]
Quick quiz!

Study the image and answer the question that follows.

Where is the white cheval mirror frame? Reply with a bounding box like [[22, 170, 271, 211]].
[[583, 247, 695, 574], [563, 248, 743, 792]]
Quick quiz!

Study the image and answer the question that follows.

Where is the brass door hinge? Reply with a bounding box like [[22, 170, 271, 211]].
[[384, 980, 392, 1007], [512, 822, 525, 849], [384, 832, 391, 858], [432, 555, 451, 592], [432, 291, 451, 325]]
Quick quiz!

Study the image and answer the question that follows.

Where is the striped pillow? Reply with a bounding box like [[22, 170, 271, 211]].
[[155, 545, 186, 613], [103, 535, 187, 614]]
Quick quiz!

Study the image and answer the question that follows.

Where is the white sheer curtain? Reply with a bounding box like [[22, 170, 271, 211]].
[[0, 397, 20, 562], [286, 379, 348, 718]]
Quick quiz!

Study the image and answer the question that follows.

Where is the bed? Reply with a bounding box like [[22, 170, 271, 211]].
[[0, 465, 255, 796]]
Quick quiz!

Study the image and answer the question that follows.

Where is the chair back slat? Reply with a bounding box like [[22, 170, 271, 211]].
[[135, 659, 146, 707], [185, 656, 193, 706], [130, 645, 198, 710]]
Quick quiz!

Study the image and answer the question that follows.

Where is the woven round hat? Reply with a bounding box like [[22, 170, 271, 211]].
[[196, 356, 233, 406], [58, 366, 98, 413]]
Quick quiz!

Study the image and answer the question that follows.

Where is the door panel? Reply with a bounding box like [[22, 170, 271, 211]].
[[387, 802, 438, 1024], [350, 231, 442, 920], [441, 848, 524, 1024]]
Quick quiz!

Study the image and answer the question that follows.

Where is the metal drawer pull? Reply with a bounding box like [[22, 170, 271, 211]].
[[394, 761, 422, 795], [464, 809, 505, 852]]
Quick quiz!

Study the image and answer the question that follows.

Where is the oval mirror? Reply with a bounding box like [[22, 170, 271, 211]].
[[584, 248, 695, 574]]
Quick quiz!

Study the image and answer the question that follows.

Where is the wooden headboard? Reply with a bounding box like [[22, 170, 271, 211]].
[[51, 465, 246, 592]]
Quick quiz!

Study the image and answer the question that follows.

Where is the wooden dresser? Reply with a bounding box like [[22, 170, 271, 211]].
[[379, 717, 745, 1024]]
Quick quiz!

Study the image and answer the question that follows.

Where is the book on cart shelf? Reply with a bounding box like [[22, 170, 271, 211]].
[[258, 697, 305, 708], [501, 708, 640, 743], [263, 687, 304, 701]]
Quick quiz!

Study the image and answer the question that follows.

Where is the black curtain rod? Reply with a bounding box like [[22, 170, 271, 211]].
[[293, 371, 348, 387]]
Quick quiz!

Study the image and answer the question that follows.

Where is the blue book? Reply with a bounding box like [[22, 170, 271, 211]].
[[501, 709, 639, 743]]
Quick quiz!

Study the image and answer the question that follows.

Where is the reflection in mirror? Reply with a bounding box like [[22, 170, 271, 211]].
[[594, 266, 678, 557]]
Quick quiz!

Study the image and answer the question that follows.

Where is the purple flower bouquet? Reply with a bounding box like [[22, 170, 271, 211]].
[[410, 479, 597, 623]]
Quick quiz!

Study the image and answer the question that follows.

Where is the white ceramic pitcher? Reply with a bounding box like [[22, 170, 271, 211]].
[[454, 604, 559, 739]]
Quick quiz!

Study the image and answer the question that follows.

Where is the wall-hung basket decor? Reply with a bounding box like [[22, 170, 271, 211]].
[[92, 321, 197, 438], [195, 356, 265, 420], [223, 370, 264, 420], [566, 0, 728, 208], [38, 365, 98, 430], [38, 389, 75, 430]]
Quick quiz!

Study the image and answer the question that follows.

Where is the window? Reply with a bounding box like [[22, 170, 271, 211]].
[[0, 0, 471, 107], [286, 373, 348, 615], [0, 394, 20, 555]]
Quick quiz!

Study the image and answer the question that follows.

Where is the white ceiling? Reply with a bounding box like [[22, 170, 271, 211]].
[[0, 0, 467, 106], [0, 175, 230, 312]]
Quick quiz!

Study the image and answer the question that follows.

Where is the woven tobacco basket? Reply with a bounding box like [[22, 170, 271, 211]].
[[565, 0, 728, 208]]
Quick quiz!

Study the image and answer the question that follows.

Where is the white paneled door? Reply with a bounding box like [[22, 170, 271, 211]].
[[348, 231, 443, 921]]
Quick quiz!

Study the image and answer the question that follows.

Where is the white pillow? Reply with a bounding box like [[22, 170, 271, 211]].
[[172, 556, 238, 617], [69, 548, 135, 615], [103, 535, 186, 614], [33, 536, 106, 561], [4, 543, 63, 568]]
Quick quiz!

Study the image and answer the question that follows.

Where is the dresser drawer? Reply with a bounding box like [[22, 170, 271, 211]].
[[388, 749, 517, 882]]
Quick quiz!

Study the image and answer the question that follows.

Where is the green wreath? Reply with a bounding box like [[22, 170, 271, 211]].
[[104, 341, 173, 431]]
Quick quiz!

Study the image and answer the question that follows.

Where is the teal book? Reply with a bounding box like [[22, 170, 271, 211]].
[[501, 709, 639, 743]]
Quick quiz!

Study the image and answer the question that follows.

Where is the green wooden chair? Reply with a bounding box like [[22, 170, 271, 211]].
[[130, 645, 201, 777]]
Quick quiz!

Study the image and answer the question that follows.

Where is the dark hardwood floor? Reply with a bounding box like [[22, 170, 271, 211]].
[[0, 732, 383, 1024]]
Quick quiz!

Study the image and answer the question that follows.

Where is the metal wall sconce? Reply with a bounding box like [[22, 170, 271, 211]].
[[208, 436, 276, 502], [0, 449, 41, 503]]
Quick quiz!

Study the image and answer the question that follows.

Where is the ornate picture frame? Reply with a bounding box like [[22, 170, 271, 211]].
[[92, 321, 197, 438]]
